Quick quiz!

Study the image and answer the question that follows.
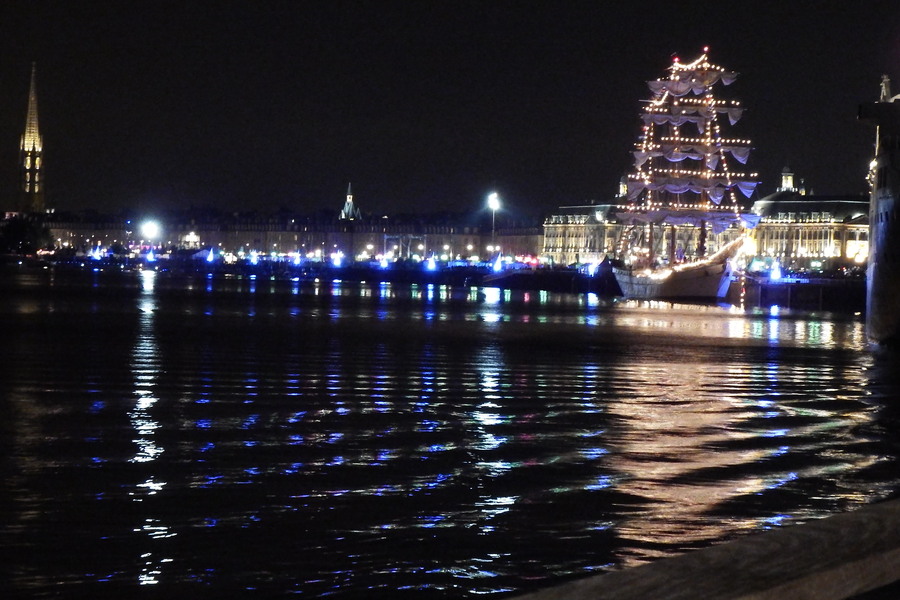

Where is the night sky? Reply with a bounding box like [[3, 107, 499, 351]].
[[1, 1, 899, 219]]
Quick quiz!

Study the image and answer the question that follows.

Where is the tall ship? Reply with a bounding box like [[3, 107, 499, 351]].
[[860, 75, 900, 345], [613, 49, 760, 301]]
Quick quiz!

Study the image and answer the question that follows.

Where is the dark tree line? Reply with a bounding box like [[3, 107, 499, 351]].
[[0, 217, 53, 254]]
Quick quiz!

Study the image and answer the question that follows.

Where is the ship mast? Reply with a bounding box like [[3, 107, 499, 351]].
[[621, 49, 758, 266]]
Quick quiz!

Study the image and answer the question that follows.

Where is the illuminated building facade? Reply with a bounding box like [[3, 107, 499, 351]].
[[748, 191, 869, 270], [542, 188, 869, 271], [541, 201, 744, 266], [42, 185, 542, 262], [44, 211, 541, 262], [542, 204, 624, 265], [19, 63, 45, 214]]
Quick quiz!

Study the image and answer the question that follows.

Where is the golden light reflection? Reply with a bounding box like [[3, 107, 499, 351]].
[[604, 347, 878, 567], [610, 302, 866, 351]]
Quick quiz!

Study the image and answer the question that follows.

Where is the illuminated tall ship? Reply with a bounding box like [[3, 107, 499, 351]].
[[613, 50, 760, 301], [860, 75, 900, 345]]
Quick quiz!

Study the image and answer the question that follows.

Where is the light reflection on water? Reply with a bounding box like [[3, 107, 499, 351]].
[[0, 271, 897, 598], [129, 269, 175, 586]]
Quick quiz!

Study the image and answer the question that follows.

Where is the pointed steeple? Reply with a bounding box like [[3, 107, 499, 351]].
[[19, 63, 44, 213], [339, 182, 361, 220], [22, 63, 41, 152]]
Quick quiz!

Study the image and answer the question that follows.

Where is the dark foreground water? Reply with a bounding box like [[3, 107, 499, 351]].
[[2, 267, 899, 598]]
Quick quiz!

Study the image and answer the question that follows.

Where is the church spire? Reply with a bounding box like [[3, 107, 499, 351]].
[[19, 63, 44, 213], [339, 182, 361, 220]]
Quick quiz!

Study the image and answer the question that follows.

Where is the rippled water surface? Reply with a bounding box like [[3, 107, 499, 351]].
[[2, 268, 899, 598]]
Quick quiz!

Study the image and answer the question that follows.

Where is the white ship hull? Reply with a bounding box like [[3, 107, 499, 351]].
[[613, 260, 733, 301]]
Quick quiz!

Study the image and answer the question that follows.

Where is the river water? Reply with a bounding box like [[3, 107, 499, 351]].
[[2, 267, 898, 598]]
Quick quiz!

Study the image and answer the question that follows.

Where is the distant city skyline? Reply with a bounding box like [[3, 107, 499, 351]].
[[1, 1, 898, 217]]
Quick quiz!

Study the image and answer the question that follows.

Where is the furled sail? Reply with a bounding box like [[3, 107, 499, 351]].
[[646, 67, 737, 96], [633, 143, 751, 166], [614, 208, 761, 234], [625, 51, 759, 206], [626, 177, 759, 203]]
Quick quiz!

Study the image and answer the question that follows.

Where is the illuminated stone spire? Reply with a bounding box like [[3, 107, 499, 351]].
[[339, 182, 361, 220], [19, 63, 44, 213]]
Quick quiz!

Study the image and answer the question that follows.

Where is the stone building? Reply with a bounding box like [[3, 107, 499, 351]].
[[748, 192, 869, 271], [43, 193, 543, 263], [541, 171, 869, 271]]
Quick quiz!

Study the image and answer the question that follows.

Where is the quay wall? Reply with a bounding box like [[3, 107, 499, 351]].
[[730, 276, 866, 313], [513, 498, 900, 600]]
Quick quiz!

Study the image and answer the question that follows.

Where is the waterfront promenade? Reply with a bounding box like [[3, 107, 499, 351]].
[[4, 253, 867, 313]]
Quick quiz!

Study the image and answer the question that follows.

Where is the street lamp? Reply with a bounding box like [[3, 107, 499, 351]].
[[141, 220, 160, 259], [487, 192, 500, 250], [141, 220, 159, 245]]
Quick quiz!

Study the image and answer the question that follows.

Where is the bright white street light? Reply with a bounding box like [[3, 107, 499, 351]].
[[487, 192, 500, 249], [141, 220, 160, 241]]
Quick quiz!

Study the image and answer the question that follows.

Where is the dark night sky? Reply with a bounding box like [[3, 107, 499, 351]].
[[1, 1, 899, 219]]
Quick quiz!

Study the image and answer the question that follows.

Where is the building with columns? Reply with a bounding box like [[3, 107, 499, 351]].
[[542, 168, 869, 272]]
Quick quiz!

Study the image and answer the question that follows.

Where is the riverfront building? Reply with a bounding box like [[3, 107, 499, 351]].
[[541, 169, 869, 272], [39, 182, 868, 273], [43, 202, 543, 264]]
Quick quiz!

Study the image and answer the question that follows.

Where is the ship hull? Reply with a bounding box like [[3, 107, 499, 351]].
[[866, 186, 900, 345], [613, 260, 733, 301], [860, 100, 900, 345]]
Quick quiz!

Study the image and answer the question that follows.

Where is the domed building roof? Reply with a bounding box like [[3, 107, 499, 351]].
[[751, 190, 868, 222]]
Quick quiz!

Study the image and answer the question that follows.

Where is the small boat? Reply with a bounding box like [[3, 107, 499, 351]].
[[613, 49, 760, 301]]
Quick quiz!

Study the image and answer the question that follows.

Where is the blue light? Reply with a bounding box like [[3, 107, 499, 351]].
[[332, 254, 343, 268], [493, 257, 502, 272], [762, 514, 791, 529], [249, 251, 259, 265], [379, 258, 389, 269], [146, 249, 156, 262], [293, 253, 301, 265], [426, 257, 437, 271], [206, 248, 216, 262], [770, 260, 782, 280]]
